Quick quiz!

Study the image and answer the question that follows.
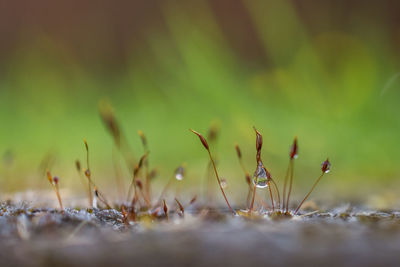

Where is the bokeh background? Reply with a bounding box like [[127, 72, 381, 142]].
[[1, 0, 400, 206]]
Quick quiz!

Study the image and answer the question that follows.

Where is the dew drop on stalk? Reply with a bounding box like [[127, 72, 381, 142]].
[[220, 178, 228, 189], [253, 161, 269, 188], [175, 166, 184, 181]]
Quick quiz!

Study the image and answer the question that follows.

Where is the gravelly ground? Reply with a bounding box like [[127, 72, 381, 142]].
[[1, 202, 400, 267]]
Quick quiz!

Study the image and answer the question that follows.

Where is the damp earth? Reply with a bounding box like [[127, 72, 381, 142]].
[[1, 202, 400, 267]]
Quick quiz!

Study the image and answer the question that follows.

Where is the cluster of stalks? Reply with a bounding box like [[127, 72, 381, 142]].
[[47, 103, 195, 223], [45, 103, 330, 220], [191, 127, 331, 216]]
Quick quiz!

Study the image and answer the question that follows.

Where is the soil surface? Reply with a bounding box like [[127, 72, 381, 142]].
[[1, 202, 400, 267]]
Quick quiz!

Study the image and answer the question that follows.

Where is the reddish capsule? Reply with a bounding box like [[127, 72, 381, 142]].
[[175, 198, 184, 216], [163, 199, 168, 214], [290, 137, 298, 159], [321, 159, 331, 173], [53, 176, 59, 185], [235, 144, 242, 159], [190, 129, 209, 150], [253, 127, 263, 152], [135, 180, 143, 190]]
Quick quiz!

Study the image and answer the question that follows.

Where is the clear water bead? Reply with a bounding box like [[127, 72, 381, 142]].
[[175, 166, 184, 181], [253, 161, 269, 188]]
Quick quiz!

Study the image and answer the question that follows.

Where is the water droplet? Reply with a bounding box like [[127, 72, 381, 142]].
[[175, 166, 184, 181], [253, 161, 269, 188], [220, 178, 228, 189]]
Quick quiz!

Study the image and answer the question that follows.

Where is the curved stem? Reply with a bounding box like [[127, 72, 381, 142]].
[[286, 160, 294, 213], [98, 194, 112, 209], [54, 184, 63, 210], [267, 181, 274, 211], [294, 173, 325, 215], [282, 161, 291, 211], [207, 150, 235, 215], [144, 158, 151, 206], [157, 175, 174, 205], [270, 178, 281, 210], [88, 181, 92, 208], [246, 180, 252, 209], [126, 175, 137, 203], [249, 182, 257, 212], [235, 151, 252, 209]]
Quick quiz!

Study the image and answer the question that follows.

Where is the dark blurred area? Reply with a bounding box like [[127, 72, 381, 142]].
[[1, 1, 400, 72]]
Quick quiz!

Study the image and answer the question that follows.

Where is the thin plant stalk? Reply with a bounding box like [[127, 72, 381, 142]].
[[93, 187, 111, 209], [190, 129, 235, 215], [270, 178, 281, 210], [83, 139, 93, 207], [54, 182, 63, 210], [235, 144, 253, 209], [207, 150, 234, 214], [267, 181, 275, 211], [126, 153, 148, 204], [131, 181, 150, 207], [248, 179, 271, 211], [249, 178, 258, 212], [286, 160, 294, 213], [157, 174, 174, 205], [75, 160, 91, 207], [205, 124, 219, 206], [285, 137, 298, 213], [46, 172, 63, 210], [282, 162, 290, 211], [138, 130, 151, 205], [294, 173, 324, 215]]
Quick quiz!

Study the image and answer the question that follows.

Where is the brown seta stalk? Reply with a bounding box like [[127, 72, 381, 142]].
[[83, 139, 93, 207], [138, 130, 152, 205], [294, 159, 331, 215], [283, 137, 298, 213], [235, 144, 252, 208], [46, 171, 63, 210], [190, 129, 235, 215], [83, 139, 111, 209], [127, 153, 149, 206], [203, 124, 219, 206]]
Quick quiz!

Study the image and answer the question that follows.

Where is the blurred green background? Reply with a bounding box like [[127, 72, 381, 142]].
[[1, 0, 400, 205]]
